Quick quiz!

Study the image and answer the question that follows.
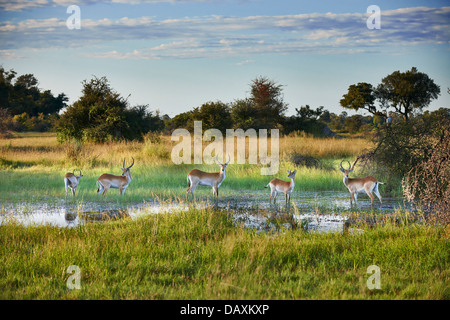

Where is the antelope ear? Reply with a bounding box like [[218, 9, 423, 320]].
[[293, 170, 297, 174], [349, 168, 354, 172]]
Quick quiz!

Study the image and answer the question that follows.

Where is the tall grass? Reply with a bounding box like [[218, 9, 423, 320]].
[[0, 207, 447, 299], [0, 132, 372, 168]]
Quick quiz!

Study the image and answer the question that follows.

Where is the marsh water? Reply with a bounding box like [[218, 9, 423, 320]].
[[0, 190, 416, 233]]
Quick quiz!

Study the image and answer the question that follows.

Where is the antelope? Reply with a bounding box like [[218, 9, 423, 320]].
[[97, 158, 134, 196], [64, 169, 83, 196], [340, 157, 384, 207], [265, 170, 297, 204], [186, 155, 230, 198]]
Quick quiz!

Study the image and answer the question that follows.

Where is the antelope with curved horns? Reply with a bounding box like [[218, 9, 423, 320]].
[[97, 157, 134, 196], [186, 155, 230, 198], [64, 169, 83, 196], [265, 170, 297, 204], [340, 156, 384, 207]]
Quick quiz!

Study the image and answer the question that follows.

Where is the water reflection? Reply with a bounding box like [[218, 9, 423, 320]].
[[0, 202, 135, 228], [0, 190, 417, 232], [63, 208, 130, 226]]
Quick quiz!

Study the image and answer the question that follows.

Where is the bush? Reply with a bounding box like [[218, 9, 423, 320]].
[[370, 110, 449, 177], [289, 152, 321, 168], [403, 117, 450, 225]]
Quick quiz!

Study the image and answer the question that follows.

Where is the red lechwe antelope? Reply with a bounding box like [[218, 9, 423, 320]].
[[340, 157, 384, 206], [97, 158, 134, 196], [265, 170, 297, 204], [186, 155, 230, 198], [64, 169, 83, 196]]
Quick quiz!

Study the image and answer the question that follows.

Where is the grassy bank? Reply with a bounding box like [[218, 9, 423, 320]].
[[0, 207, 448, 299]]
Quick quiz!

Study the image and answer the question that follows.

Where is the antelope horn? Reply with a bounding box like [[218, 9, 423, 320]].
[[340, 160, 344, 169], [346, 160, 351, 170], [123, 158, 126, 169], [127, 157, 135, 169], [215, 155, 223, 166], [226, 154, 230, 165]]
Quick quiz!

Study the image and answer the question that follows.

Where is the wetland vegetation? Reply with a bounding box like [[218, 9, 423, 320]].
[[0, 132, 448, 300]]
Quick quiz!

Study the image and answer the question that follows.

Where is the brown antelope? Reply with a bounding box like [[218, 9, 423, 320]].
[[97, 158, 134, 196], [265, 170, 297, 204], [186, 155, 230, 198], [64, 169, 83, 196], [340, 157, 384, 206]]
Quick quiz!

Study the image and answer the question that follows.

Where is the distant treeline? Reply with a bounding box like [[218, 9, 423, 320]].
[[1, 66, 448, 142]]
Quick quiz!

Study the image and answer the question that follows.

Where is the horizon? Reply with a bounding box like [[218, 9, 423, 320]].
[[1, 0, 449, 117]]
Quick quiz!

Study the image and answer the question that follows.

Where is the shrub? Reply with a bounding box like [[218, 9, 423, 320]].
[[402, 118, 450, 225]]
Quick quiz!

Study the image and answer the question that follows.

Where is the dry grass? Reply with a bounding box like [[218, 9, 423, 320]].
[[0, 132, 373, 169], [279, 135, 374, 159]]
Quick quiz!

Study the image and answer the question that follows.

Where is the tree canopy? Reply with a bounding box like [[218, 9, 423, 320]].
[[340, 82, 379, 116], [56, 76, 162, 142], [249, 76, 288, 129], [341, 67, 441, 121], [0, 67, 68, 117], [375, 67, 440, 121]]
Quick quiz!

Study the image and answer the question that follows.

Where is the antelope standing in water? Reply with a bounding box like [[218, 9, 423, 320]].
[[97, 158, 134, 196], [186, 155, 230, 198], [265, 170, 297, 204], [64, 169, 83, 196], [340, 156, 384, 207]]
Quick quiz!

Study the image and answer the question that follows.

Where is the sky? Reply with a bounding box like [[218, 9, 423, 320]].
[[0, 0, 449, 117]]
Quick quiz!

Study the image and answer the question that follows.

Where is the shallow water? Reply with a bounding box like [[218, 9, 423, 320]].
[[0, 190, 415, 232]]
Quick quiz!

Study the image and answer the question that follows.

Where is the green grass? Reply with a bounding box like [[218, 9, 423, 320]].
[[0, 207, 448, 299], [0, 158, 401, 205]]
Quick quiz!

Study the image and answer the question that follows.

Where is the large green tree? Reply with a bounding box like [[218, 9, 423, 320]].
[[56, 76, 161, 142], [193, 101, 232, 133], [340, 82, 381, 116], [230, 98, 260, 130], [249, 76, 288, 129], [341, 68, 441, 121], [375, 67, 440, 121], [0, 67, 67, 117]]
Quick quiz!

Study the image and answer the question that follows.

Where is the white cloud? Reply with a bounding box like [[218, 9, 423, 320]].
[[0, 6, 448, 60], [0, 0, 234, 11]]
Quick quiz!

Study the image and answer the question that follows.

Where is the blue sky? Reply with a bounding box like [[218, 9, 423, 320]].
[[0, 0, 449, 117]]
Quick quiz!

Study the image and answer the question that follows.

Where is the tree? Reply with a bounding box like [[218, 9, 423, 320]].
[[124, 105, 164, 139], [319, 109, 331, 123], [193, 101, 232, 133], [230, 98, 260, 130], [249, 76, 288, 129], [283, 105, 325, 135], [56, 76, 161, 142], [0, 67, 67, 118], [0, 108, 12, 134], [375, 67, 440, 121], [340, 82, 383, 117], [164, 110, 195, 133], [163, 101, 232, 134], [344, 114, 363, 133]]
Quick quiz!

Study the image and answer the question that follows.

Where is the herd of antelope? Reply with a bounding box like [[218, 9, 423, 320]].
[[64, 155, 384, 207]]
